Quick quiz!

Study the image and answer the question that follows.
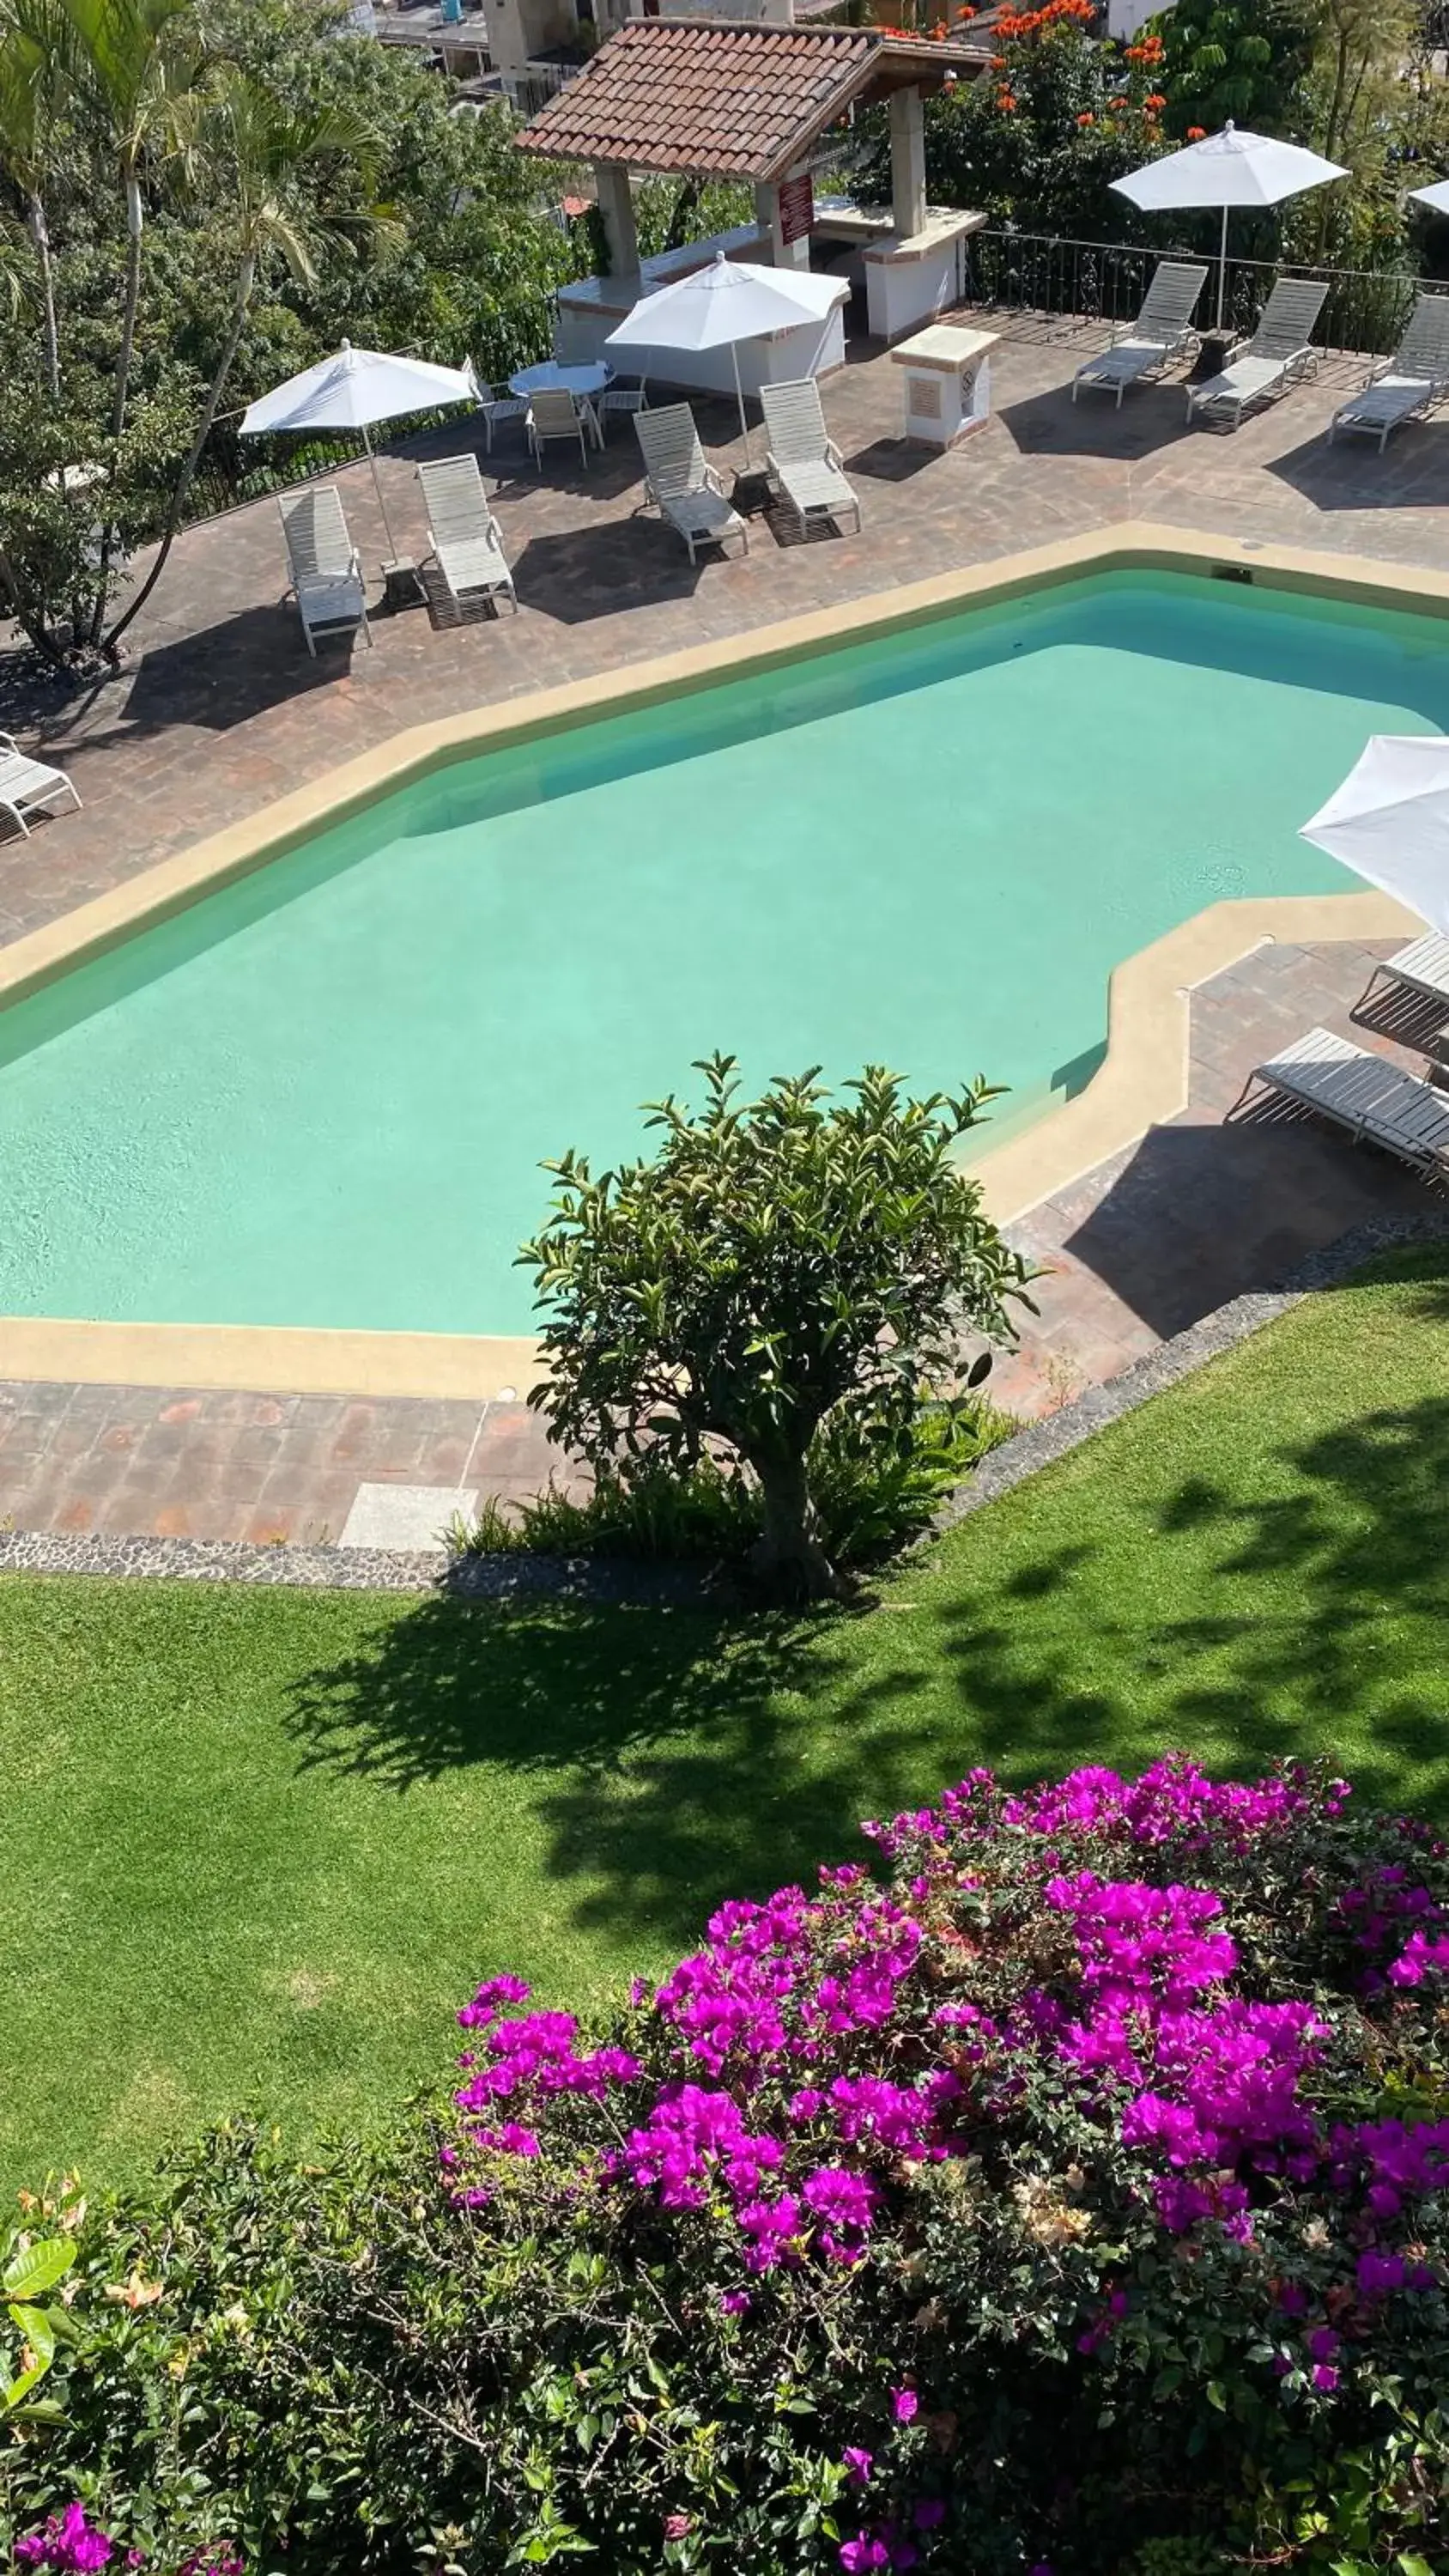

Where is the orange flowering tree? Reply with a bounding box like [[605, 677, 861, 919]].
[[883, 3, 1174, 238]]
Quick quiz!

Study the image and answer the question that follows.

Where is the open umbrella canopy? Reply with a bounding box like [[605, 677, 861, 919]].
[[1300, 734, 1449, 933], [240, 341, 478, 562], [1112, 123, 1348, 327], [1410, 177, 1449, 216], [606, 252, 846, 355], [239, 341, 478, 436], [607, 253, 846, 452], [1113, 123, 1348, 213]]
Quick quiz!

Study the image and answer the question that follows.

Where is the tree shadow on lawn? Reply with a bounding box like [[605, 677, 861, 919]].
[[287, 1368, 1449, 1953], [851, 1388, 1449, 1826], [284, 1598, 956, 1950]]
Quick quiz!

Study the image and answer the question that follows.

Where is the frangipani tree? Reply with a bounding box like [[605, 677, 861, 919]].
[[521, 1056, 1034, 1601]]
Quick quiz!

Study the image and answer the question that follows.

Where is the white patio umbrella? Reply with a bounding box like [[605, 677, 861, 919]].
[[605, 252, 847, 459], [1300, 734, 1449, 934], [239, 341, 479, 559], [1410, 177, 1449, 216], [1111, 122, 1349, 331]]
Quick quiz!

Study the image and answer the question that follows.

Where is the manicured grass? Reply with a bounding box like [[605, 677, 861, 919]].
[[7, 1245, 1449, 2192]]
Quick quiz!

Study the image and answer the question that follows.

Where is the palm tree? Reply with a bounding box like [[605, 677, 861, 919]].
[[61, 0, 195, 435], [58, 0, 197, 637], [0, 0, 71, 400], [102, 64, 383, 655]]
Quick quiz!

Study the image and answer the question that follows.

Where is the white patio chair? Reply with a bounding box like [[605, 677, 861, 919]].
[[1233, 1024, 1449, 1178], [473, 374, 529, 453], [595, 376, 649, 435], [0, 733, 82, 838], [1356, 933, 1449, 1018], [633, 404, 749, 565], [1328, 294, 1449, 450], [1072, 259, 1209, 406], [276, 486, 373, 656], [760, 379, 862, 538], [1185, 277, 1331, 429], [527, 386, 597, 468], [416, 455, 517, 617]]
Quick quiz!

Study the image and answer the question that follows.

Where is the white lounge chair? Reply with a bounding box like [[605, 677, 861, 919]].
[[634, 404, 749, 565], [473, 374, 529, 453], [1185, 278, 1331, 428], [0, 733, 81, 838], [527, 386, 597, 468], [595, 376, 649, 435], [276, 486, 372, 657], [761, 379, 861, 538], [1072, 260, 1209, 406], [1357, 933, 1449, 1015], [1329, 294, 1449, 450], [1234, 1024, 1449, 1176], [416, 455, 517, 618]]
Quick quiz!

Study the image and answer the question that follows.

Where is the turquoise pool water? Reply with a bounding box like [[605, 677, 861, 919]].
[[5, 569, 1449, 1338]]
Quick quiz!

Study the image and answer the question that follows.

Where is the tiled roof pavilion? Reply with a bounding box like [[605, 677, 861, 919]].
[[513, 20, 990, 184]]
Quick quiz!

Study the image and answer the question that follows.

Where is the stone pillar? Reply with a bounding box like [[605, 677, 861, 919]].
[[888, 87, 927, 243], [594, 161, 639, 277], [754, 177, 811, 270]]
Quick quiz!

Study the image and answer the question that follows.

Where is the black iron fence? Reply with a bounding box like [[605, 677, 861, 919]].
[[185, 413, 375, 526], [183, 398, 488, 529], [959, 227, 1425, 361]]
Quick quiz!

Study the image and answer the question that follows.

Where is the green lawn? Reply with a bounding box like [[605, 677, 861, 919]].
[[7, 1245, 1449, 2193]]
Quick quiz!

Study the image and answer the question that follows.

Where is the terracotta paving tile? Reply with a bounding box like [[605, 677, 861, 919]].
[[2, 325, 1446, 1542]]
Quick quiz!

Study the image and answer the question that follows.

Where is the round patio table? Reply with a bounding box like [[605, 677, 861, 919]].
[[507, 360, 614, 398]]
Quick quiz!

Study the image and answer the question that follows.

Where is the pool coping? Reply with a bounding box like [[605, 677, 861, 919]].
[[0, 518, 1433, 1400], [3, 1206, 1443, 1595]]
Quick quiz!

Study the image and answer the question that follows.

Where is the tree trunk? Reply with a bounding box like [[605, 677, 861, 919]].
[[18, 193, 68, 665], [89, 173, 145, 647], [101, 249, 254, 659], [0, 547, 70, 670], [27, 191, 59, 401], [749, 1449, 840, 1602], [113, 174, 143, 437]]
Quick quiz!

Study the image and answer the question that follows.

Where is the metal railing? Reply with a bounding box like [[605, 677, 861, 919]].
[[185, 415, 376, 527], [959, 226, 1426, 361], [183, 372, 543, 526]]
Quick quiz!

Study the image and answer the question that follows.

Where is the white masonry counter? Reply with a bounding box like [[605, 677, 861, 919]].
[[890, 322, 999, 447], [550, 228, 849, 397], [864, 207, 986, 344]]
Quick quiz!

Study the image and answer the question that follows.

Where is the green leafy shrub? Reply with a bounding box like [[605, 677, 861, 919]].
[[520, 1056, 1033, 1601], [9, 1762, 1449, 2573], [448, 1398, 1013, 1571]]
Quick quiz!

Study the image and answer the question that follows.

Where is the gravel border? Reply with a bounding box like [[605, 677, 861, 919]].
[[934, 1207, 1449, 1532], [2, 1209, 1445, 1599]]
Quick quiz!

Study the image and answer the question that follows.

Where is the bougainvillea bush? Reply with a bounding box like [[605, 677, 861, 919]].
[[7, 1763, 1449, 2573]]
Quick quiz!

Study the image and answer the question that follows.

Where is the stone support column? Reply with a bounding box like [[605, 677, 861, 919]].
[[888, 87, 927, 242], [594, 161, 639, 276]]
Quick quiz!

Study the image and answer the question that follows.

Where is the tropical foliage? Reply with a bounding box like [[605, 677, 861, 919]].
[[859, 2, 1173, 237], [518, 1054, 1033, 1599], [870, 0, 1449, 283], [7, 1760, 1449, 2572], [0, 0, 579, 665]]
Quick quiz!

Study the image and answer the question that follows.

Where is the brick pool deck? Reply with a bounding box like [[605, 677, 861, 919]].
[[0, 315, 1446, 1548]]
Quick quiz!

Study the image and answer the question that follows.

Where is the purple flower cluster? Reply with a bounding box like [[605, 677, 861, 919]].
[[16, 2510, 114, 2573], [1335, 1865, 1448, 1994], [15, 2518, 239, 2576], [448, 1756, 1449, 2457]]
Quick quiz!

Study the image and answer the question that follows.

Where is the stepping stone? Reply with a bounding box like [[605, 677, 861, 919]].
[[338, 1482, 478, 1552]]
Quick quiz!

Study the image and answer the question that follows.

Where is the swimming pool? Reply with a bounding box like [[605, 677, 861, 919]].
[[3, 567, 1447, 1340]]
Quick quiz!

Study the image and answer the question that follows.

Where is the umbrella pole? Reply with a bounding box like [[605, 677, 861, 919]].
[[1216, 202, 1229, 331], [362, 421, 401, 562], [731, 341, 750, 466]]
